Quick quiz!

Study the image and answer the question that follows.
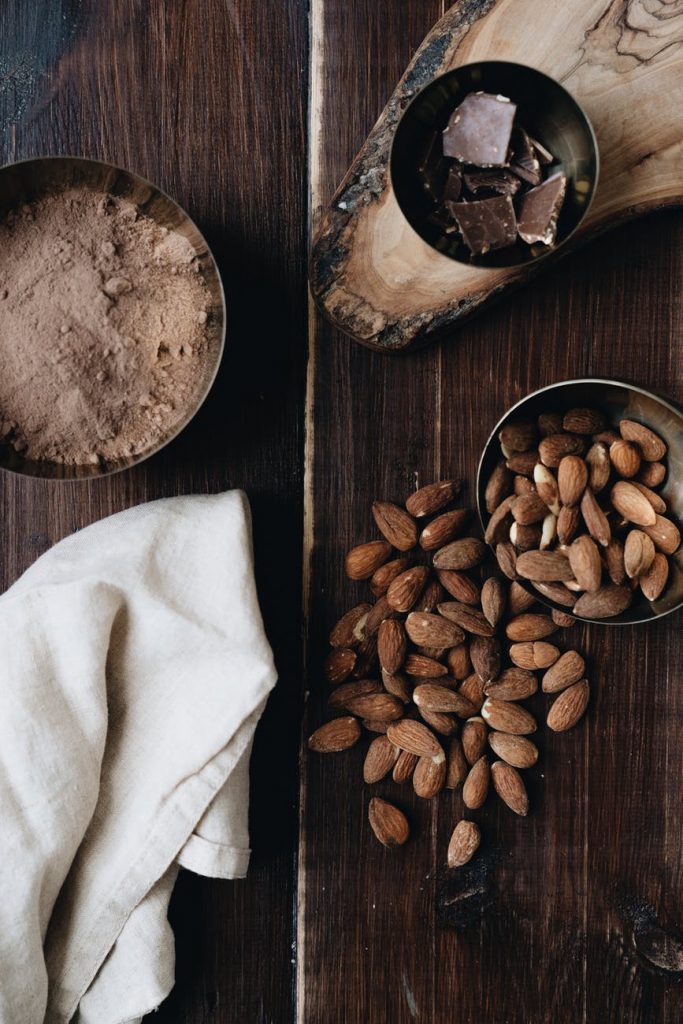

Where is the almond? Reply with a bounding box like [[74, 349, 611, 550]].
[[346, 692, 404, 721], [447, 820, 481, 868], [324, 647, 357, 684], [593, 429, 620, 445], [638, 461, 666, 487], [363, 719, 390, 734], [415, 578, 446, 612], [418, 708, 458, 736], [413, 753, 447, 798], [539, 433, 585, 467], [433, 537, 487, 571], [386, 565, 429, 612], [531, 579, 576, 607], [481, 576, 506, 626], [547, 680, 590, 731], [364, 595, 397, 636], [345, 540, 392, 580], [352, 635, 378, 677], [604, 539, 626, 584], [640, 552, 669, 601], [506, 450, 538, 476], [557, 504, 581, 545], [573, 584, 632, 618], [516, 549, 573, 582], [563, 407, 606, 435], [495, 541, 518, 580], [363, 736, 400, 783], [328, 678, 382, 710], [538, 412, 563, 436], [506, 612, 558, 641], [533, 463, 560, 515], [510, 522, 542, 551], [446, 737, 468, 788], [462, 756, 490, 809], [488, 732, 538, 769], [393, 749, 419, 783], [404, 611, 465, 649], [481, 698, 536, 734], [386, 719, 442, 758], [459, 673, 485, 711], [568, 535, 602, 592], [381, 668, 412, 703], [485, 667, 537, 701], [507, 581, 536, 615], [406, 480, 459, 518], [413, 683, 476, 717], [500, 420, 538, 452], [609, 439, 641, 478], [484, 494, 516, 544], [436, 569, 481, 605], [619, 419, 667, 461], [419, 509, 470, 551], [447, 643, 472, 680], [308, 717, 361, 752], [514, 475, 536, 495], [542, 650, 585, 693], [551, 608, 575, 627], [585, 442, 611, 492], [540, 512, 558, 550], [511, 491, 548, 525], [470, 635, 502, 684], [624, 529, 656, 578], [372, 501, 418, 551], [437, 600, 495, 637], [643, 515, 681, 555], [461, 717, 488, 764], [329, 603, 371, 647], [610, 481, 657, 526], [377, 618, 407, 675], [557, 454, 588, 506], [631, 481, 667, 515], [404, 653, 448, 677], [368, 797, 409, 847], [485, 462, 513, 514], [509, 640, 560, 669], [491, 761, 529, 815], [580, 487, 611, 547], [370, 557, 410, 596]]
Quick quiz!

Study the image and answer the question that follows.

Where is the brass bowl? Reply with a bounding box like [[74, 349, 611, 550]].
[[0, 156, 226, 480], [476, 379, 683, 625], [391, 61, 598, 268]]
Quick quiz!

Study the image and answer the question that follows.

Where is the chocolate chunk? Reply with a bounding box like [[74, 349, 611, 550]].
[[528, 134, 555, 165], [442, 166, 463, 202], [509, 127, 542, 186], [442, 92, 516, 167], [419, 131, 448, 202], [516, 172, 567, 246], [463, 169, 521, 197], [450, 195, 517, 255]]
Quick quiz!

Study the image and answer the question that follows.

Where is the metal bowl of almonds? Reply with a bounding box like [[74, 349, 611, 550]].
[[477, 379, 683, 624]]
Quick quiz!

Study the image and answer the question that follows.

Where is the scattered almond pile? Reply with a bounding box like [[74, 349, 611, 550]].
[[485, 409, 680, 617], [308, 479, 590, 866]]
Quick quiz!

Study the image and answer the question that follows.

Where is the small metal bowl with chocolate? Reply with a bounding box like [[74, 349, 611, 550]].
[[391, 62, 598, 267]]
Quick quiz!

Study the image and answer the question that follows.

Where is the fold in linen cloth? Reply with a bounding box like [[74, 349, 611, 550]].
[[0, 491, 277, 1024]]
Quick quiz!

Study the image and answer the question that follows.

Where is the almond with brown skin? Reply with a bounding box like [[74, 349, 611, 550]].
[[436, 569, 481, 605], [506, 613, 558, 641], [459, 673, 485, 712], [481, 577, 506, 627], [638, 461, 666, 487], [593, 429, 621, 446], [557, 504, 581, 545], [631, 481, 667, 515], [481, 698, 537, 735], [640, 552, 669, 601], [484, 495, 515, 544], [610, 439, 641, 478], [573, 584, 632, 618], [329, 603, 371, 647], [511, 491, 548, 525], [580, 488, 611, 547], [491, 761, 529, 816], [585, 442, 611, 493], [433, 537, 487, 572], [462, 756, 490, 809], [352, 635, 378, 677], [509, 641, 560, 669], [551, 609, 575, 628], [328, 678, 382, 710], [495, 541, 518, 580], [539, 433, 585, 467], [447, 820, 481, 868], [619, 419, 667, 461], [363, 719, 390, 734], [542, 650, 585, 693], [557, 455, 588, 506], [404, 653, 448, 678], [415, 645, 449, 661], [324, 647, 357, 684], [488, 732, 538, 769], [308, 717, 361, 752], [345, 540, 393, 580], [393, 749, 419, 783], [386, 565, 429, 612], [538, 412, 563, 436], [485, 462, 513, 514], [370, 557, 410, 597], [364, 595, 396, 636], [368, 797, 409, 847], [461, 717, 488, 764], [347, 692, 404, 721], [413, 683, 476, 717], [470, 635, 502, 684], [381, 668, 412, 704], [643, 515, 681, 555], [363, 736, 400, 783], [568, 535, 602, 593], [624, 530, 656, 578], [377, 618, 407, 675], [418, 708, 458, 736], [414, 577, 446, 612], [507, 581, 536, 615], [506, 450, 538, 476], [531, 580, 576, 607], [514, 475, 535, 495], [372, 501, 418, 551], [534, 463, 560, 515], [413, 753, 447, 798], [386, 719, 442, 758], [510, 522, 542, 551], [610, 481, 657, 526], [563, 407, 606, 435], [447, 643, 472, 680], [446, 737, 468, 788], [500, 420, 538, 452], [516, 549, 573, 582], [604, 539, 626, 585], [419, 509, 470, 551], [437, 601, 495, 637], [485, 667, 537, 701], [406, 480, 459, 518], [405, 611, 465, 649], [547, 680, 590, 731]]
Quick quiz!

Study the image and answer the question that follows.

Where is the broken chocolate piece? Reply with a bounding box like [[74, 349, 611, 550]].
[[419, 131, 448, 202], [516, 172, 567, 246], [462, 169, 521, 197], [442, 166, 463, 202], [528, 134, 555, 166], [450, 195, 517, 255], [509, 127, 542, 186], [442, 92, 516, 167]]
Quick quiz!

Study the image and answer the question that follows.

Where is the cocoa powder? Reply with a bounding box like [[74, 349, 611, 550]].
[[0, 188, 213, 465]]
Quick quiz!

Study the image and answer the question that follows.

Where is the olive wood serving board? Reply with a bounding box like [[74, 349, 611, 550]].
[[310, 0, 683, 351]]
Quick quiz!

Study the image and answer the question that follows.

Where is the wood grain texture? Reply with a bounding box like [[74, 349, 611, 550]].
[[0, 1, 307, 1021], [310, 0, 683, 350]]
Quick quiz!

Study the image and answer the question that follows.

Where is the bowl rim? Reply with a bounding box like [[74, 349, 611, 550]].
[[389, 59, 600, 270], [0, 154, 227, 482], [476, 377, 683, 626]]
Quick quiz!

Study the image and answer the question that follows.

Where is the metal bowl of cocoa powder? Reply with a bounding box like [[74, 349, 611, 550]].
[[0, 156, 225, 479]]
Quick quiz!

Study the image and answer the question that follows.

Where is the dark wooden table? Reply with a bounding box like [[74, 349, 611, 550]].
[[1, 2, 681, 1022]]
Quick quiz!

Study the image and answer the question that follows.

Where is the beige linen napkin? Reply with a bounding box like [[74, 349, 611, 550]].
[[0, 491, 277, 1024]]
